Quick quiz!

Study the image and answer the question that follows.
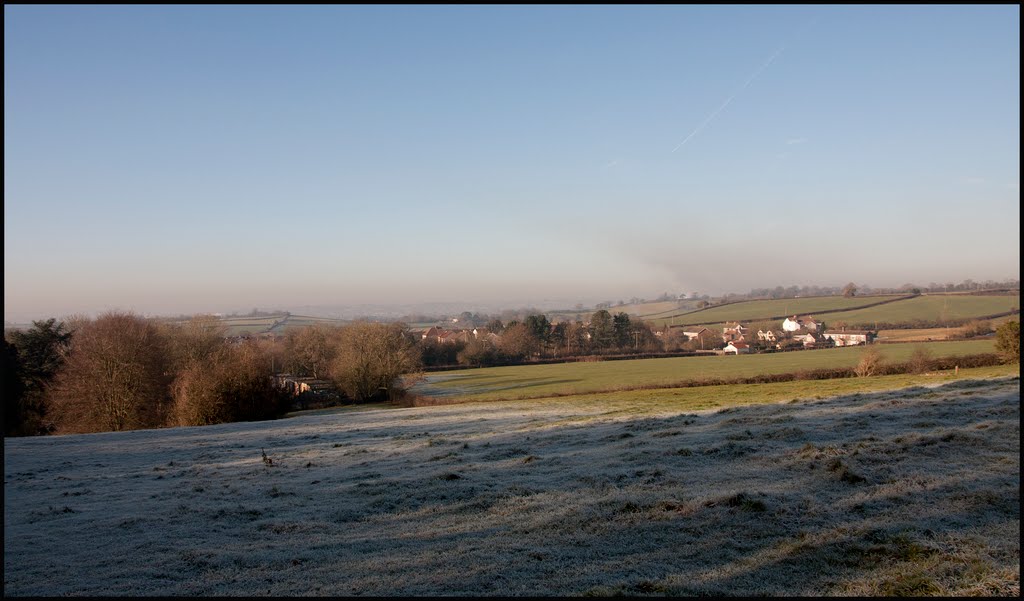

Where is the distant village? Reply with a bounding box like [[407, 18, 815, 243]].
[[269, 314, 875, 410], [409, 314, 875, 355]]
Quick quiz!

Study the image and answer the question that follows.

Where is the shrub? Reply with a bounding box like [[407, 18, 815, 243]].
[[855, 347, 886, 377], [994, 320, 1019, 364], [958, 319, 992, 338], [173, 341, 289, 427], [908, 346, 934, 374]]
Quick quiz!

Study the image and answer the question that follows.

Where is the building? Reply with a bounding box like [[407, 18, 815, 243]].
[[782, 316, 821, 333], [827, 330, 875, 346], [724, 340, 750, 354], [722, 322, 747, 343], [682, 327, 708, 340]]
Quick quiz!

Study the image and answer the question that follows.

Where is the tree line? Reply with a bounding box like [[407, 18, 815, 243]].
[[5, 310, 1017, 437], [3, 312, 421, 436], [419, 310, 710, 368]]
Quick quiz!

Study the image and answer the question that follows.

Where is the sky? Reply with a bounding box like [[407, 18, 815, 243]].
[[4, 5, 1020, 322]]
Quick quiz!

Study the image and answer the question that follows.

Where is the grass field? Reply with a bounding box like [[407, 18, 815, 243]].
[[815, 294, 1020, 327], [448, 364, 1019, 414], [412, 339, 998, 403], [4, 373, 1018, 596], [647, 295, 903, 328], [645, 294, 1019, 330], [605, 300, 694, 318], [205, 314, 349, 337]]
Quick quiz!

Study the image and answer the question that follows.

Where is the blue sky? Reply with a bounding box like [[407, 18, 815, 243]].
[[4, 5, 1019, 321]]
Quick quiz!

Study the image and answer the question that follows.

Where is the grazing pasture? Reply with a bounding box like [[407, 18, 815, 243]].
[[3, 376, 1018, 596], [645, 294, 1019, 329], [648, 295, 901, 327], [822, 294, 1020, 327], [414, 340, 998, 403]]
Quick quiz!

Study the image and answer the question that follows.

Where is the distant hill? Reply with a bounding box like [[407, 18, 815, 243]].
[[631, 293, 1020, 330], [166, 314, 351, 337]]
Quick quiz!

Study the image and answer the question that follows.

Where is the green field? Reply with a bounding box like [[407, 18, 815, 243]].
[[608, 300, 695, 318], [820, 294, 1019, 326], [414, 339, 998, 402], [433, 364, 1019, 416], [647, 295, 902, 328], [644, 294, 1019, 330]]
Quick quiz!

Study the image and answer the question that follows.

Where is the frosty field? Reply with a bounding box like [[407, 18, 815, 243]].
[[4, 377, 1020, 596]]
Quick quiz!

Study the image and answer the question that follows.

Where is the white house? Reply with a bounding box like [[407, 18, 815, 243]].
[[793, 333, 819, 348], [827, 331, 874, 346], [682, 327, 708, 340], [782, 316, 819, 332], [724, 341, 751, 354]]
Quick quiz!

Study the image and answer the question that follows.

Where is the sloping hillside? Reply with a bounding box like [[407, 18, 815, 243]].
[[4, 378, 1018, 596]]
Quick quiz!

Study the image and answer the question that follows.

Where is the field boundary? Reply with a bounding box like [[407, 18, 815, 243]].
[[660, 295, 918, 327], [408, 352, 1009, 406]]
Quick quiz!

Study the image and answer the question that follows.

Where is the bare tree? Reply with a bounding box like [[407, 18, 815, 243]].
[[908, 346, 934, 374], [497, 323, 538, 361], [855, 346, 886, 377], [842, 282, 858, 298], [49, 312, 171, 433], [160, 314, 226, 372], [330, 322, 421, 402], [173, 340, 286, 426], [284, 324, 340, 378]]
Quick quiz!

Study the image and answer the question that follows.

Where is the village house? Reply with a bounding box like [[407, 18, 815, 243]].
[[826, 330, 875, 346], [682, 327, 708, 340], [722, 322, 747, 343], [273, 374, 340, 410], [782, 316, 820, 332], [420, 326, 443, 343], [793, 333, 820, 348], [724, 340, 750, 354]]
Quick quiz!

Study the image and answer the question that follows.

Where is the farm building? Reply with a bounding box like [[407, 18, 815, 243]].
[[724, 340, 750, 354]]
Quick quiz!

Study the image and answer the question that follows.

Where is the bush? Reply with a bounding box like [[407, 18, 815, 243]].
[[958, 320, 993, 338], [173, 342, 289, 427], [908, 346, 934, 374], [855, 347, 885, 377], [994, 321, 1019, 364]]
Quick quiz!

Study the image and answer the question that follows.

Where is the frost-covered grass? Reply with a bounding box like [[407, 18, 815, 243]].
[[4, 377, 1019, 596]]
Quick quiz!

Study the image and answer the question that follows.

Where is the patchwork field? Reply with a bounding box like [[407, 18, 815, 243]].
[[817, 295, 1020, 327], [176, 314, 350, 337], [644, 294, 1019, 329], [414, 340, 998, 403], [4, 376, 1019, 596], [648, 295, 901, 328]]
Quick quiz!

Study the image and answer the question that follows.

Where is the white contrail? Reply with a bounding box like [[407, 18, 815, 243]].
[[671, 45, 785, 153]]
